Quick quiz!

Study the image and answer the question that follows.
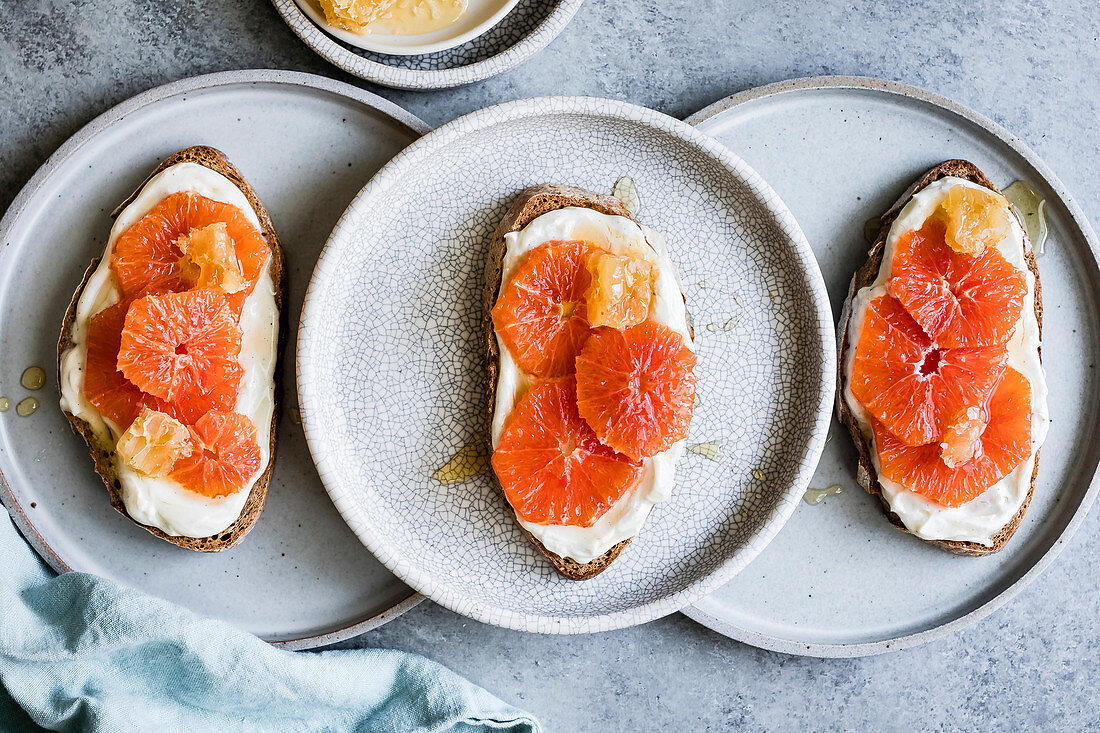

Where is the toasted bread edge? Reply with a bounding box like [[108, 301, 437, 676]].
[[836, 159, 1043, 556], [483, 184, 659, 580], [56, 145, 286, 553]]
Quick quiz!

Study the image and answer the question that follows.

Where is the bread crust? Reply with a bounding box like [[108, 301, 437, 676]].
[[57, 146, 285, 552], [483, 184, 680, 580], [836, 160, 1042, 556]]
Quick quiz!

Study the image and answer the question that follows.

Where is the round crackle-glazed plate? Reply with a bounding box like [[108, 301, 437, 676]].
[[297, 96, 835, 633], [272, 0, 583, 89], [682, 76, 1100, 656]]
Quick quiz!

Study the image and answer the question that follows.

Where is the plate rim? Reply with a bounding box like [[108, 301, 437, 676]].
[[680, 74, 1100, 657], [0, 68, 430, 650], [269, 0, 585, 90], [296, 94, 836, 634], [291, 0, 523, 56]]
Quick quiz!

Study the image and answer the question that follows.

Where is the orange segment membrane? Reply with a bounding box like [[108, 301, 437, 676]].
[[873, 368, 1032, 507], [937, 184, 1012, 256], [583, 249, 655, 330], [492, 379, 642, 527], [115, 407, 193, 477], [575, 321, 696, 461], [169, 410, 261, 498], [117, 289, 243, 425], [850, 295, 1007, 447], [491, 241, 593, 378], [177, 222, 247, 294], [889, 217, 1026, 348]]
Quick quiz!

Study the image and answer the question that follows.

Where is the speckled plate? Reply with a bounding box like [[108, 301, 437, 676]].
[[271, 0, 583, 89], [297, 96, 834, 633], [682, 76, 1100, 656], [0, 70, 428, 649]]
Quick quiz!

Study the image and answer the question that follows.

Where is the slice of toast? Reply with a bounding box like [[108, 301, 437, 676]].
[[57, 146, 285, 552], [483, 184, 672, 580], [836, 160, 1042, 556]]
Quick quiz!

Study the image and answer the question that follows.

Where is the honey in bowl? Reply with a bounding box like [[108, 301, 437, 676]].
[[318, 0, 469, 36]]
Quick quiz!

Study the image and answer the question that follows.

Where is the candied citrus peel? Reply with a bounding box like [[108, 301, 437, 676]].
[[177, 223, 247, 294], [583, 249, 655, 330], [935, 185, 1012, 255], [116, 407, 194, 477], [939, 406, 987, 469]]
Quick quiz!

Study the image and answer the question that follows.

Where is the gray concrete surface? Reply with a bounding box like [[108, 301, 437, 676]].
[[3, 1, 1098, 729]]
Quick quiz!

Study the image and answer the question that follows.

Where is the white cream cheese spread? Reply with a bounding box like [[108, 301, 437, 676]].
[[843, 177, 1049, 545], [491, 207, 694, 562], [58, 162, 278, 538]]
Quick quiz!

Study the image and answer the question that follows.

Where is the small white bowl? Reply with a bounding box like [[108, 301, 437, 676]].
[[294, 0, 522, 55]]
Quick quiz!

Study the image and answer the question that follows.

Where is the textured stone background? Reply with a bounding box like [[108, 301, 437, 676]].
[[3, 0, 1099, 729]]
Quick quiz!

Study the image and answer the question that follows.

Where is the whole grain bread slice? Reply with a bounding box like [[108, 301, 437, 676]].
[[483, 184, 685, 580], [836, 160, 1042, 556], [57, 145, 285, 552]]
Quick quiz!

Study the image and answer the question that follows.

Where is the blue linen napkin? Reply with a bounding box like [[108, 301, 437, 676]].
[[0, 511, 539, 733]]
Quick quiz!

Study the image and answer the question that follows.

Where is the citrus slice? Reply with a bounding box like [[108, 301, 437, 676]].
[[873, 367, 1032, 508], [169, 410, 261, 498], [583, 249, 654, 330], [491, 241, 593, 378], [889, 217, 1026, 348], [575, 321, 696, 461], [83, 301, 175, 429], [492, 379, 643, 527], [117, 289, 243, 424], [115, 407, 193, 477], [850, 295, 1007, 447], [111, 192, 268, 304]]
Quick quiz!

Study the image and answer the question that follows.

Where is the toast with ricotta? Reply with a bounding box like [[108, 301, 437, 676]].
[[58, 146, 284, 551], [837, 160, 1045, 555], [484, 184, 696, 579]]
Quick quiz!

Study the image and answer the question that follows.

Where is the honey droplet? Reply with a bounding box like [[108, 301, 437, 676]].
[[612, 176, 642, 215], [751, 469, 766, 481], [0, 397, 9, 412], [687, 441, 723, 460], [863, 216, 882, 244], [432, 439, 490, 485], [16, 397, 38, 417], [21, 366, 46, 391], [1003, 180, 1049, 256], [803, 483, 845, 506]]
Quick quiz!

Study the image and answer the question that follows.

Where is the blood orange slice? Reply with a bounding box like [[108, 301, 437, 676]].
[[873, 367, 1032, 508], [111, 192, 268, 306], [575, 321, 696, 461], [850, 295, 1007, 446], [491, 241, 593, 378], [889, 218, 1026, 348], [83, 301, 175, 429], [117, 289, 243, 424], [492, 379, 643, 527], [169, 410, 261, 498]]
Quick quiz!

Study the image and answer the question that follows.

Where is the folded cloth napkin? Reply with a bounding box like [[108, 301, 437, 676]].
[[0, 512, 539, 733]]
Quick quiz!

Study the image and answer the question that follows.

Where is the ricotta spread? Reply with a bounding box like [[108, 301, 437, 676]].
[[58, 162, 278, 538]]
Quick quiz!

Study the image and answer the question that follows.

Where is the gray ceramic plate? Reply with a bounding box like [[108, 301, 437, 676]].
[[271, 0, 583, 89], [0, 70, 427, 649], [682, 76, 1100, 657], [298, 96, 834, 633]]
